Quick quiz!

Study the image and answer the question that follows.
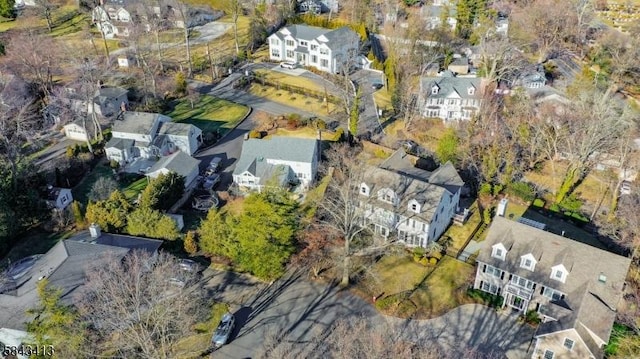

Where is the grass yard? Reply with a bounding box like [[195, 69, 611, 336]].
[[2, 229, 74, 263], [371, 254, 431, 296], [302, 169, 333, 220], [249, 83, 337, 116], [72, 163, 114, 205], [254, 68, 328, 93], [173, 302, 230, 358], [268, 127, 341, 141], [442, 201, 482, 251], [167, 95, 248, 135], [122, 176, 148, 200], [373, 88, 392, 113]]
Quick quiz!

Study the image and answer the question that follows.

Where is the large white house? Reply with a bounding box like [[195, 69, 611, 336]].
[[418, 71, 484, 122], [106, 112, 202, 165], [475, 214, 631, 359], [358, 149, 464, 248], [232, 136, 319, 192], [267, 24, 360, 74]]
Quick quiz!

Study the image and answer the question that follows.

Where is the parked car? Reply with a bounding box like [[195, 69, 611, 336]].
[[179, 259, 198, 272], [371, 82, 383, 90], [212, 313, 235, 348], [203, 174, 221, 191], [621, 181, 632, 195], [208, 157, 223, 173], [280, 61, 296, 69]]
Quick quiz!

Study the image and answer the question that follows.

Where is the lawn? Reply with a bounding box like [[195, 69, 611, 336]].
[[254, 68, 329, 93], [364, 254, 475, 319], [173, 302, 230, 358], [301, 169, 332, 220], [72, 162, 114, 205], [167, 95, 248, 134], [122, 177, 148, 200], [248, 83, 337, 116], [373, 88, 392, 113], [268, 127, 341, 141], [2, 229, 74, 263], [442, 201, 482, 252]]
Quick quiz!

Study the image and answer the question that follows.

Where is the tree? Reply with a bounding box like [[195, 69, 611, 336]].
[[126, 206, 180, 240], [0, 0, 14, 18], [88, 176, 119, 202], [436, 127, 460, 165], [349, 87, 361, 138], [200, 190, 299, 280], [175, 1, 194, 77], [248, 1, 268, 52], [34, 0, 57, 32], [223, 0, 242, 55], [183, 230, 198, 255], [76, 251, 202, 359], [85, 190, 132, 232], [139, 172, 185, 211], [292, 222, 332, 278], [26, 280, 87, 359]]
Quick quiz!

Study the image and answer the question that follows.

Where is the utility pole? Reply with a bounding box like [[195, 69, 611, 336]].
[[206, 42, 215, 83]]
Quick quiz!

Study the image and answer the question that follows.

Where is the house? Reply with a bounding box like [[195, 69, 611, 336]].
[[105, 111, 202, 165], [518, 64, 547, 89], [90, 87, 128, 117], [474, 215, 631, 359], [358, 149, 464, 247], [0, 225, 162, 330], [298, 0, 322, 14], [447, 57, 470, 75], [232, 136, 319, 192], [267, 25, 360, 74], [420, 4, 457, 31], [145, 151, 201, 188], [418, 71, 484, 122], [45, 186, 73, 210], [63, 121, 90, 142]]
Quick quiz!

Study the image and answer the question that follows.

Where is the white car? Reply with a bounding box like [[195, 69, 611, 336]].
[[280, 62, 296, 69], [620, 181, 632, 195]]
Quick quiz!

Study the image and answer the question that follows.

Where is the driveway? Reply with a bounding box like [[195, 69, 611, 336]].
[[352, 69, 385, 137], [208, 268, 534, 359]]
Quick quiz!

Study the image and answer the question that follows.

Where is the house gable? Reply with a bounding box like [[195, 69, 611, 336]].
[[550, 263, 569, 283], [520, 253, 537, 271], [491, 242, 507, 260]]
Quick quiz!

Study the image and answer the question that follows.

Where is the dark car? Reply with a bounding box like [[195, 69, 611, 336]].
[[212, 313, 235, 348], [203, 174, 221, 191], [371, 82, 384, 90]]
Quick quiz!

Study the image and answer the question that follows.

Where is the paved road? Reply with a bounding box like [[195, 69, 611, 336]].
[[205, 269, 534, 359]]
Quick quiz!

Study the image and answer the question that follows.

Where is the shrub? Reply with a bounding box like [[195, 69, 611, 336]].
[[66, 146, 75, 158], [419, 257, 429, 266], [506, 182, 536, 202], [286, 118, 300, 129], [334, 128, 345, 141], [184, 231, 198, 255], [482, 207, 493, 224], [467, 288, 504, 308], [428, 257, 438, 266], [479, 182, 492, 196], [533, 198, 545, 208], [109, 160, 119, 169], [375, 294, 400, 310], [412, 247, 425, 260], [249, 130, 262, 139], [523, 309, 542, 325], [549, 203, 561, 213], [315, 119, 327, 130], [373, 148, 390, 159]]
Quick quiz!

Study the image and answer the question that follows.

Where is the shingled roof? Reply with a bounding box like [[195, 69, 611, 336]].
[[233, 136, 318, 177], [420, 73, 483, 100]]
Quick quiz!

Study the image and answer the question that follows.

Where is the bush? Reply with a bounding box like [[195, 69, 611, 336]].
[[66, 146, 75, 158], [109, 160, 119, 169], [375, 294, 400, 310], [315, 119, 327, 130], [412, 247, 425, 261], [428, 257, 438, 266], [334, 128, 345, 141], [482, 207, 493, 224], [533, 198, 545, 208], [523, 309, 542, 325], [184, 231, 198, 255], [249, 130, 262, 139], [506, 182, 535, 202], [549, 203, 561, 213], [419, 257, 429, 266], [467, 288, 504, 308], [479, 182, 492, 196], [373, 148, 390, 159]]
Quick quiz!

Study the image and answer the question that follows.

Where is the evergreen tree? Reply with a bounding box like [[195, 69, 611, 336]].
[[0, 0, 15, 19], [139, 172, 185, 211], [85, 190, 132, 232], [183, 230, 198, 255], [126, 206, 180, 240]]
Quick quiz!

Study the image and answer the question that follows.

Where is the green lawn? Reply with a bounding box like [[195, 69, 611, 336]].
[[72, 163, 114, 205], [373, 88, 392, 112], [167, 95, 248, 135], [248, 83, 337, 116], [122, 177, 148, 200], [442, 201, 482, 251], [254, 68, 328, 93], [173, 303, 230, 358], [302, 170, 332, 220], [2, 229, 74, 263]]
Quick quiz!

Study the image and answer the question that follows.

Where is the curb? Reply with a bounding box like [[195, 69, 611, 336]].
[[194, 106, 253, 156]]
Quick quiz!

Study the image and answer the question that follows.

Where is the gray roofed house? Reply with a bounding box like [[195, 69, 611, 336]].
[[145, 150, 201, 188], [233, 136, 319, 193], [358, 149, 464, 248], [0, 227, 163, 330], [474, 215, 631, 359], [91, 86, 128, 117], [112, 111, 170, 137], [418, 72, 484, 122], [267, 24, 359, 74]]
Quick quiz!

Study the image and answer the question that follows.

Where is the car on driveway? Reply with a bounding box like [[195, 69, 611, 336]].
[[280, 62, 297, 69], [212, 313, 235, 348], [371, 82, 383, 90], [208, 157, 223, 173], [203, 174, 221, 191]]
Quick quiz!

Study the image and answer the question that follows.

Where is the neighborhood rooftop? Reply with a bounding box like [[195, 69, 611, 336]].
[[233, 136, 318, 176], [112, 111, 169, 135], [147, 150, 200, 178], [421, 72, 483, 100], [273, 24, 357, 45]]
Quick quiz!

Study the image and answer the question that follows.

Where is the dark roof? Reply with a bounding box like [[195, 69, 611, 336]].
[[105, 137, 135, 150], [71, 231, 163, 253], [478, 216, 631, 347], [379, 149, 464, 190], [146, 151, 200, 179]]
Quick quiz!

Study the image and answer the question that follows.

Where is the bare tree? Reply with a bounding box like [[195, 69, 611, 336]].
[[223, 0, 242, 56], [33, 0, 57, 32], [175, 1, 194, 77], [76, 251, 203, 359]]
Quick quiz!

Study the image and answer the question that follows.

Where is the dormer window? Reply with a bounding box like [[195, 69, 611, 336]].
[[360, 183, 370, 196], [408, 199, 421, 213], [491, 243, 507, 260], [551, 264, 568, 283], [520, 253, 536, 271], [431, 85, 439, 95], [468, 87, 475, 95], [378, 188, 396, 204]]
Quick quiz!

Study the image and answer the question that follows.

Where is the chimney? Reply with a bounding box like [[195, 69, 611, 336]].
[[89, 223, 102, 239], [497, 198, 508, 217]]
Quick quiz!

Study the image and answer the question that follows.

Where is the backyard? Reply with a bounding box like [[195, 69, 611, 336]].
[[248, 83, 338, 116], [167, 95, 249, 134], [358, 253, 475, 319], [72, 162, 149, 205], [2, 229, 74, 263], [441, 201, 482, 255]]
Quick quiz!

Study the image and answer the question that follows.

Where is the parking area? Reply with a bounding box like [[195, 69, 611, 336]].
[[269, 64, 309, 76]]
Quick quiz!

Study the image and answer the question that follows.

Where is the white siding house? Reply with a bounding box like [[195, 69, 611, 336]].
[[268, 25, 360, 74], [63, 122, 90, 142], [418, 71, 484, 122]]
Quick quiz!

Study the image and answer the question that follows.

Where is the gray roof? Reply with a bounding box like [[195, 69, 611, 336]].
[[421, 75, 482, 100], [478, 216, 631, 347], [379, 149, 464, 192], [159, 122, 201, 136], [273, 25, 359, 50], [450, 57, 469, 66], [147, 150, 200, 178], [362, 157, 453, 224], [94, 86, 127, 100], [112, 111, 169, 135], [105, 137, 135, 150], [70, 231, 163, 253], [233, 136, 318, 176]]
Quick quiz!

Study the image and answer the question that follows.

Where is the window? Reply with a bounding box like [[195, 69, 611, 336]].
[[511, 275, 534, 290], [270, 38, 279, 46], [563, 338, 574, 350], [543, 287, 564, 301], [286, 50, 294, 58], [310, 44, 318, 51], [286, 39, 294, 47], [311, 55, 317, 63], [411, 203, 417, 211], [320, 59, 329, 68], [360, 184, 369, 196], [271, 49, 280, 57], [382, 193, 392, 203], [299, 40, 308, 47], [486, 265, 501, 278], [467, 87, 475, 95], [543, 350, 554, 359], [481, 282, 498, 294], [492, 244, 507, 260], [520, 255, 536, 271], [495, 248, 502, 258], [319, 48, 329, 55]]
